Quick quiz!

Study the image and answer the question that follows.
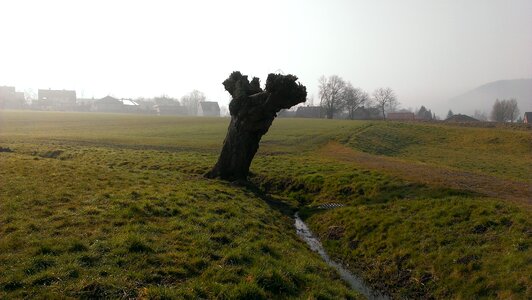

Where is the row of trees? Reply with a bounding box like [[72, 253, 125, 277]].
[[317, 76, 526, 123], [447, 99, 522, 122], [491, 98, 520, 123], [153, 90, 207, 115], [416, 106, 435, 120], [318, 75, 399, 119]]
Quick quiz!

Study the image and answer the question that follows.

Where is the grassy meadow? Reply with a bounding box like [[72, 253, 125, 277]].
[[0, 110, 531, 299]]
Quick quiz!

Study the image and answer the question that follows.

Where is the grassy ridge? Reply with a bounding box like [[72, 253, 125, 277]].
[[1, 110, 531, 298], [340, 121, 531, 181]]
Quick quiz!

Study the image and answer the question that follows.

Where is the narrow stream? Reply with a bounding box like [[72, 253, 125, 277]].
[[294, 212, 389, 300]]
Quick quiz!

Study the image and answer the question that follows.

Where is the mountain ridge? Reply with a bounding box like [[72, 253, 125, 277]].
[[449, 78, 532, 116]]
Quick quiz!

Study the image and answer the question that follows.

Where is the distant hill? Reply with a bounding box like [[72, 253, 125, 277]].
[[449, 79, 532, 116]]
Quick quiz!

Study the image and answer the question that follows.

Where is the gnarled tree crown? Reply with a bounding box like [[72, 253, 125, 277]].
[[224, 71, 306, 117]]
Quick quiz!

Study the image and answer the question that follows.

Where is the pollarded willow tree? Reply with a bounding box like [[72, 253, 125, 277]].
[[205, 71, 307, 181]]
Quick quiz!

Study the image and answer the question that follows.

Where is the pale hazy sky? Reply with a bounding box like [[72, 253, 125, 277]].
[[1, 0, 531, 115]]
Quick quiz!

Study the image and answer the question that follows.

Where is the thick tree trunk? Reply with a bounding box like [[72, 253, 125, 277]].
[[205, 71, 306, 181]]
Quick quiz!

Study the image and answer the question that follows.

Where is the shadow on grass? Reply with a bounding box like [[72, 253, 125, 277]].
[[297, 206, 323, 221], [225, 178, 298, 218]]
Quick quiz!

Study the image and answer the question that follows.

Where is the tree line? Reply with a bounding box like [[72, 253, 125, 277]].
[[318, 75, 526, 123], [317, 74, 431, 120], [447, 98, 522, 122], [491, 98, 520, 122], [152, 90, 207, 116]]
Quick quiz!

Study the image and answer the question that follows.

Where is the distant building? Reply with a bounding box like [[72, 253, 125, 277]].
[[278, 109, 296, 118], [92, 97, 140, 113], [334, 111, 350, 119], [38, 89, 77, 110], [77, 98, 96, 105], [444, 114, 479, 122], [92, 96, 122, 112], [121, 99, 140, 113], [75, 98, 96, 112], [350, 106, 381, 120], [0, 86, 26, 109], [524, 112, 532, 124], [295, 106, 324, 118], [0, 86, 15, 97], [154, 105, 188, 116], [387, 112, 415, 120], [198, 101, 220, 117]]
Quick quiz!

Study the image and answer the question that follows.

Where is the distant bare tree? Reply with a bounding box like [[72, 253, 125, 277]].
[[181, 90, 206, 116], [154, 94, 179, 106], [219, 105, 229, 117], [24, 88, 36, 103], [491, 100, 505, 122], [491, 98, 520, 122], [473, 110, 488, 121], [319, 75, 346, 119], [372, 87, 397, 119], [506, 98, 520, 122], [343, 83, 368, 120]]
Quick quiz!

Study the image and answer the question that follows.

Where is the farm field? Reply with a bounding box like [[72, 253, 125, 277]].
[[1, 110, 531, 299]]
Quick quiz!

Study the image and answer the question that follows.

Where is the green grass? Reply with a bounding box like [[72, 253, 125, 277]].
[[2, 111, 529, 181], [0, 147, 358, 299], [1, 110, 531, 299], [251, 151, 531, 298], [0, 112, 362, 299], [340, 121, 532, 181], [302, 198, 531, 298], [252, 154, 476, 206]]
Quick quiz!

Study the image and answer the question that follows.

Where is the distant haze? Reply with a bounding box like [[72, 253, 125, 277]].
[[1, 0, 531, 116], [449, 79, 532, 116]]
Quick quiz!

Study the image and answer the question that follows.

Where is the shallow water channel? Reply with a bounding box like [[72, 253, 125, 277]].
[[294, 212, 389, 300]]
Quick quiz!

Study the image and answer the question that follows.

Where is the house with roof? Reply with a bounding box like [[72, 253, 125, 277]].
[[92, 96, 139, 113], [121, 99, 140, 113], [0, 86, 16, 101], [198, 101, 220, 117], [92, 96, 122, 112], [444, 114, 479, 122], [38, 89, 77, 111], [387, 112, 415, 120], [524, 112, 532, 124]]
